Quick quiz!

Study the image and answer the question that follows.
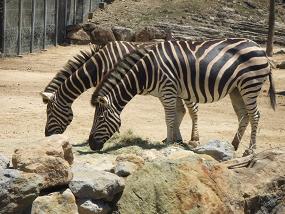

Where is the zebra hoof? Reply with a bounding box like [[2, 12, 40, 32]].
[[186, 140, 200, 148]]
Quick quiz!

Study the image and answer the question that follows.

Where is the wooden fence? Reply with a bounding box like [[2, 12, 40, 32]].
[[0, 0, 101, 56]]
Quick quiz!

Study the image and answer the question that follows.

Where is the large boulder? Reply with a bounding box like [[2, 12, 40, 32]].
[[69, 168, 125, 202], [67, 29, 91, 44], [277, 61, 285, 69], [90, 26, 116, 46], [0, 169, 43, 214], [117, 154, 241, 214], [12, 135, 73, 189], [31, 189, 78, 214], [112, 26, 135, 41]]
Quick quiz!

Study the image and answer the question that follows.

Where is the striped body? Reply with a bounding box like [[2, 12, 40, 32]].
[[42, 41, 198, 142], [90, 38, 276, 153]]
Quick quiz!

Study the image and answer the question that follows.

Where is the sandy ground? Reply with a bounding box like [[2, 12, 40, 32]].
[[0, 45, 284, 157]]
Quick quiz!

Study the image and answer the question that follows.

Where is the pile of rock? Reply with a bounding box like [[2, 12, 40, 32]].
[[66, 23, 171, 45], [1, 135, 284, 213]]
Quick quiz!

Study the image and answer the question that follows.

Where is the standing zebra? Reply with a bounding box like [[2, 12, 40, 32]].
[[41, 41, 199, 143], [90, 38, 276, 154]]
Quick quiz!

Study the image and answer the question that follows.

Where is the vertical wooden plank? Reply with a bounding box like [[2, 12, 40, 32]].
[[2, 0, 6, 55], [55, 0, 58, 46], [30, 0, 35, 53], [18, 0, 23, 55], [43, 0, 47, 50], [64, 0, 68, 37]]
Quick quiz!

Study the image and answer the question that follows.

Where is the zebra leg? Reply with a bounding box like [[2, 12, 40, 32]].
[[160, 96, 178, 144], [229, 89, 249, 151], [240, 87, 262, 156], [184, 101, 199, 147], [173, 98, 186, 142]]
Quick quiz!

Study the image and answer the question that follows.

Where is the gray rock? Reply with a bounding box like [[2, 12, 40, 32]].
[[193, 140, 235, 161], [0, 153, 9, 169], [0, 169, 43, 214], [112, 26, 135, 41], [78, 199, 111, 214], [69, 169, 125, 201], [114, 161, 138, 177], [67, 29, 91, 44]]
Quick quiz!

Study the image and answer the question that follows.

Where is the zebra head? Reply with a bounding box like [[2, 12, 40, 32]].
[[41, 92, 73, 136], [88, 96, 121, 151]]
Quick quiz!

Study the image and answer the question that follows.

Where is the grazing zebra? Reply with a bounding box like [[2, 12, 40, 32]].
[[90, 38, 276, 154], [41, 41, 198, 142]]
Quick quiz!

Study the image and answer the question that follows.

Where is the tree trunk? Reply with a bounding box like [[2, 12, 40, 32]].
[[266, 0, 275, 57]]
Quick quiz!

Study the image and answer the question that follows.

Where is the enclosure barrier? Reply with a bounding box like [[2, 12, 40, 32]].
[[0, 0, 101, 56]]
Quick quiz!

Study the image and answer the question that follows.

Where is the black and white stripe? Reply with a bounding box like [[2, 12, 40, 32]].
[[41, 41, 198, 141], [90, 38, 276, 153]]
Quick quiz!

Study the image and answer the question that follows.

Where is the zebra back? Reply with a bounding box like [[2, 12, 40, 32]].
[[44, 44, 100, 94], [91, 48, 149, 106]]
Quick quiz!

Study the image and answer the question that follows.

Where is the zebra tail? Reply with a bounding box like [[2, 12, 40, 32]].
[[268, 72, 276, 111]]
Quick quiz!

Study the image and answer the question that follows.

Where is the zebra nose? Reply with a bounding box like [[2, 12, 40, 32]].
[[45, 129, 52, 137], [88, 135, 104, 151]]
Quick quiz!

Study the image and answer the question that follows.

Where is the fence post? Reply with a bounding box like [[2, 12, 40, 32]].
[[43, 0, 47, 50], [89, 0, 92, 12], [2, 0, 6, 55], [55, 0, 58, 46], [30, 0, 35, 53], [73, 0, 77, 24], [65, 0, 68, 38], [18, 0, 23, 55]]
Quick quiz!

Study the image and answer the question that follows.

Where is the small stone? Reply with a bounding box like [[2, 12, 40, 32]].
[[112, 26, 135, 41], [277, 61, 285, 69], [193, 140, 235, 161], [77, 199, 111, 214], [31, 189, 78, 214]]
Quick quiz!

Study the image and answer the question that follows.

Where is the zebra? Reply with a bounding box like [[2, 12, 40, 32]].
[[41, 41, 199, 143], [89, 38, 276, 154]]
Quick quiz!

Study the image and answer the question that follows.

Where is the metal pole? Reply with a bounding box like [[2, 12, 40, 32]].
[[89, 0, 92, 12], [55, 0, 58, 46], [64, 0, 68, 38], [73, 0, 76, 24], [18, 0, 23, 55], [2, 0, 6, 55], [30, 0, 35, 53], [43, 0, 47, 50]]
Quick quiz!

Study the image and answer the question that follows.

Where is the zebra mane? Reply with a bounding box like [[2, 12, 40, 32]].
[[91, 48, 149, 106], [44, 44, 100, 93]]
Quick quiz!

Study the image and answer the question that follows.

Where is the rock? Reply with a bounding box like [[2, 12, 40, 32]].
[[67, 29, 91, 44], [90, 26, 116, 46], [83, 23, 97, 33], [135, 26, 171, 42], [114, 161, 138, 177], [99, 2, 107, 9], [0, 169, 43, 214], [244, 0, 257, 9], [274, 49, 285, 55], [12, 135, 73, 189], [193, 139, 235, 161], [277, 61, 285, 69], [112, 26, 135, 41], [0, 153, 9, 169], [66, 24, 83, 33], [115, 153, 144, 167], [117, 154, 240, 214], [69, 169, 125, 201], [77, 199, 111, 214], [31, 189, 78, 214]]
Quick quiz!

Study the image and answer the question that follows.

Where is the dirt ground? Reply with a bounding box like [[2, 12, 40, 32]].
[[0, 45, 284, 157]]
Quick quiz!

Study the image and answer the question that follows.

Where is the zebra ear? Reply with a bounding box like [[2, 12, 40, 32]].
[[97, 96, 108, 107], [40, 92, 54, 104]]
